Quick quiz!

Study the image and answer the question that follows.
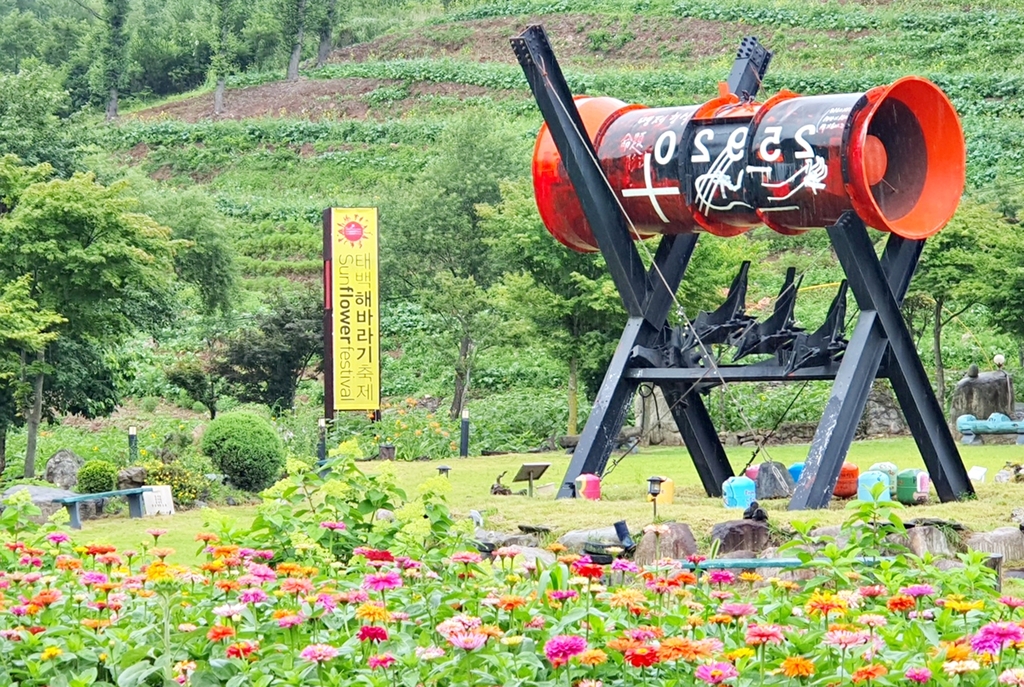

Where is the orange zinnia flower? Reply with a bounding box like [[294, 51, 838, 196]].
[[578, 649, 608, 666], [497, 595, 527, 612], [851, 664, 887, 683], [806, 591, 847, 617], [657, 637, 695, 662], [607, 637, 644, 654], [31, 589, 62, 607], [206, 625, 236, 641], [886, 594, 916, 613], [781, 656, 815, 678]]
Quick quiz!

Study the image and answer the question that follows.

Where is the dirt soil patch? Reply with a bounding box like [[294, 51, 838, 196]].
[[330, 14, 771, 68], [130, 78, 393, 123]]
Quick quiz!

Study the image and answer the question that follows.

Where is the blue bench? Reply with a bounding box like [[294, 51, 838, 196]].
[[53, 487, 152, 529], [956, 413, 1024, 445]]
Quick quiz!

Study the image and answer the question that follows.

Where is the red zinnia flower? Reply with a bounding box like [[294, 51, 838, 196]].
[[358, 625, 389, 642], [625, 646, 661, 668]]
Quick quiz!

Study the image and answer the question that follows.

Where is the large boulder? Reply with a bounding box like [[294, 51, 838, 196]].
[[906, 525, 954, 558], [474, 529, 540, 549], [755, 461, 794, 499], [44, 449, 85, 490], [634, 523, 697, 566], [633, 386, 683, 446], [117, 466, 147, 491], [516, 547, 557, 568], [966, 527, 1024, 563], [950, 368, 1015, 438], [2, 485, 101, 524], [711, 520, 769, 554], [558, 526, 624, 554]]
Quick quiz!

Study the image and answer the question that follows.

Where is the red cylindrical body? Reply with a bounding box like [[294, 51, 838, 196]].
[[532, 77, 965, 252]]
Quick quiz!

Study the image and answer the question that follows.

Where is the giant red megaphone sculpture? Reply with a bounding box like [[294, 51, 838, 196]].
[[534, 79, 965, 251], [512, 26, 973, 510]]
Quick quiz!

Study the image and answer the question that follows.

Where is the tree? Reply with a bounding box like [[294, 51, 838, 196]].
[[167, 356, 224, 419], [97, 0, 130, 120], [481, 180, 621, 434], [0, 11, 44, 72], [140, 187, 237, 315], [381, 114, 526, 418], [0, 64, 78, 175], [0, 276, 63, 475], [282, 0, 308, 81], [911, 202, 1005, 402], [216, 290, 320, 411], [210, 0, 240, 115], [0, 156, 177, 477], [312, 0, 340, 67]]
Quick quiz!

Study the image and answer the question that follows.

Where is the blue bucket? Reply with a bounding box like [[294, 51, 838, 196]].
[[857, 471, 891, 502], [788, 462, 805, 484], [723, 475, 757, 509]]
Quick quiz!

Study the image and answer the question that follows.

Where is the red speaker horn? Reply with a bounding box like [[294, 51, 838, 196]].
[[532, 77, 965, 252]]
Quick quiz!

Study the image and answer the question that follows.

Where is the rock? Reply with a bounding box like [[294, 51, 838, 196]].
[[44, 449, 85, 490], [474, 528, 539, 549], [711, 520, 769, 555], [557, 436, 579, 449], [634, 523, 697, 566], [807, 524, 853, 549], [375, 509, 395, 522], [720, 549, 757, 560], [967, 527, 1024, 563], [1012, 508, 1024, 526], [755, 462, 794, 499], [906, 525, 953, 558], [996, 470, 1013, 483], [515, 547, 557, 568], [950, 370, 1015, 438], [1, 485, 100, 524], [518, 524, 553, 535], [755, 546, 816, 582], [633, 385, 683, 446], [935, 558, 966, 572], [558, 526, 624, 554], [193, 500, 208, 509], [117, 466, 147, 491], [858, 381, 907, 437]]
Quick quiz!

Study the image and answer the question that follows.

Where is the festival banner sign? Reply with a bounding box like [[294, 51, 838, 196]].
[[323, 208, 380, 416]]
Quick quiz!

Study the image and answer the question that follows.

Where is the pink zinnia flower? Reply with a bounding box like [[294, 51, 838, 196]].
[[277, 613, 306, 629], [339, 590, 370, 604], [745, 624, 785, 645], [415, 646, 445, 660], [320, 521, 346, 531], [363, 571, 403, 592], [859, 614, 887, 628], [299, 644, 337, 663], [695, 661, 738, 684], [612, 559, 639, 573], [720, 602, 757, 618], [447, 632, 487, 651], [999, 668, 1024, 685], [549, 589, 578, 602], [859, 585, 887, 598], [707, 570, 735, 585], [544, 634, 587, 667], [238, 588, 268, 604], [245, 563, 276, 582], [368, 653, 396, 670], [905, 667, 932, 683], [972, 622, 1024, 655], [358, 625, 388, 643], [494, 546, 521, 559], [824, 630, 871, 649], [45, 533, 70, 545], [900, 584, 935, 598], [526, 616, 546, 629], [80, 571, 108, 586], [450, 551, 483, 564], [1000, 596, 1024, 609]]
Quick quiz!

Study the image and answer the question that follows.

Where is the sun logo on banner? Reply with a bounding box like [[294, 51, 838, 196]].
[[337, 212, 373, 248]]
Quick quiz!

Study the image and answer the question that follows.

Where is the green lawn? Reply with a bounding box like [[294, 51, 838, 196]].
[[73, 437, 1024, 564]]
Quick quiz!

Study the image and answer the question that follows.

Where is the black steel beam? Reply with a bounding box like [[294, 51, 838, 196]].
[[511, 27, 651, 321], [829, 216, 973, 502], [556, 317, 651, 497], [643, 234, 698, 322], [627, 364, 844, 383], [663, 384, 734, 496]]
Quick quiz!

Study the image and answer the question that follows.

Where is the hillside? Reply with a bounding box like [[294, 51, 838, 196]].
[[76, 0, 1024, 439]]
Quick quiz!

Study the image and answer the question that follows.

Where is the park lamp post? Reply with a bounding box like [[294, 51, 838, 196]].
[[437, 465, 451, 479], [647, 476, 665, 521]]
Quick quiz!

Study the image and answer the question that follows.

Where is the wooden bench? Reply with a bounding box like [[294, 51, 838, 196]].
[[53, 487, 153, 530]]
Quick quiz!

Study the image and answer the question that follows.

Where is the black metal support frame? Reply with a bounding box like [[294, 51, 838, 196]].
[[511, 25, 973, 508]]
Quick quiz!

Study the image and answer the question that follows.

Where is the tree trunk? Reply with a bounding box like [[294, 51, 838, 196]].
[[567, 354, 579, 435], [450, 335, 472, 420], [214, 77, 226, 115], [24, 351, 44, 479], [317, 27, 332, 67], [287, 0, 306, 82], [933, 298, 945, 404], [0, 424, 7, 477], [105, 86, 118, 121]]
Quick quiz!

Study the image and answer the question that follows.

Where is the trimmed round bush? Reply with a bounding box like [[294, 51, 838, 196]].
[[201, 411, 285, 492], [77, 460, 118, 494]]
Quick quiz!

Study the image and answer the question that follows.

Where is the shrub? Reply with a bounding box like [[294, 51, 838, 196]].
[[77, 460, 117, 494], [201, 412, 285, 492], [144, 462, 208, 507], [141, 396, 159, 413]]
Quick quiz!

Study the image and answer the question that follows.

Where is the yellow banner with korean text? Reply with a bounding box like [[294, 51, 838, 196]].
[[325, 208, 380, 414]]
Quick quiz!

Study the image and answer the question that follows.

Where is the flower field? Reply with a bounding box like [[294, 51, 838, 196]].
[[0, 458, 1013, 687]]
